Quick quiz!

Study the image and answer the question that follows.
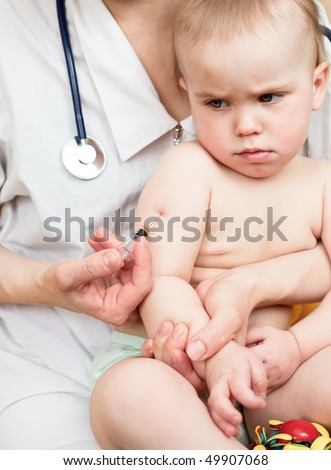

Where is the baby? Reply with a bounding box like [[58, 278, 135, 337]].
[[90, 0, 331, 449]]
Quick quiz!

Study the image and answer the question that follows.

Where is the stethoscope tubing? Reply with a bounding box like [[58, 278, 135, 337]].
[[323, 25, 331, 43], [56, 0, 87, 142]]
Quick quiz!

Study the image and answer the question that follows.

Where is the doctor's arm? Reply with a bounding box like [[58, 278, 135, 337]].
[[286, 174, 331, 362], [144, 240, 331, 375], [246, 175, 331, 390], [186, 242, 331, 361], [0, 235, 152, 324]]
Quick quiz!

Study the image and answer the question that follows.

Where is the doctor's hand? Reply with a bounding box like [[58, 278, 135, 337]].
[[185, 268, 255, 362], [141, 321, 207, 395], [40, 229, 152, 324]]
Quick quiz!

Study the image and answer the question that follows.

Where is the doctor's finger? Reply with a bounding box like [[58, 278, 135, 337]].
[[89, 227, 122, 252], [170, 349, 208, 394], [152, 322, 207, 393], [56, 249, 124, 290], [186, 312, 240, 362], [141, 338, 155, 358], [125, 238, 152, 286], [152, 321, 176, 361], [109, 239, 152, 310], [140, 322, 178, 360]]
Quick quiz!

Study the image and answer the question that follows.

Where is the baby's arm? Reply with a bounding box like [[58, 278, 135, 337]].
[[138, 144, 209, 324], [137, 143, 214, 378], [136, 143, 206, 341]]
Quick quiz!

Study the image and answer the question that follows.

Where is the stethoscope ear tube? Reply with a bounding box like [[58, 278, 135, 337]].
[[322, 25, 331, 43], [56, 0, 87, 141]]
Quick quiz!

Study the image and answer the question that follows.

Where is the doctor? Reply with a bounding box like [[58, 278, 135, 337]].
[[0, 0, 330, 449]]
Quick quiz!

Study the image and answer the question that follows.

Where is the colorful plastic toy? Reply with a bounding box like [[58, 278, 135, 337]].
[[249, 419, 331, 450]]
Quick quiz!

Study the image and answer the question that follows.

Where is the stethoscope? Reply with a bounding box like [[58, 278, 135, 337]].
[[57, 0, 107, 180], [56, 0, 331, 180]]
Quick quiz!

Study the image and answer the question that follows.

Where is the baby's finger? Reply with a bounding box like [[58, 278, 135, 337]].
[[207, 381, 242, 437], [229, 371, 266, 410], [209, 410, 241, 439], [249, 354, 268, 400], [246, 327, 268, 346]]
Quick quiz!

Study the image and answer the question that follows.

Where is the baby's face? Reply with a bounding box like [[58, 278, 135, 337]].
[[179, 25, 322, 179]]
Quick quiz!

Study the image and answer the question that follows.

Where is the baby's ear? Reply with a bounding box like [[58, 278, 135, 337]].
[[312, 61, 329, 111], [179, 77, 188, 91]]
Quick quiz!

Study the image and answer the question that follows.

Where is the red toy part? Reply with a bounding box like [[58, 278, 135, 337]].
[[279, 420, 320, 443]]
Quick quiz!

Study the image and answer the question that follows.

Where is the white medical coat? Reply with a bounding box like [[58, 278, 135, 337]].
[[0, 0, 196, 407], [0, 0, 330, 409]]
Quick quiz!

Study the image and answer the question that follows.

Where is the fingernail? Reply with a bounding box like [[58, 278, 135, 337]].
[[159, 322, 171, 337], [172, 324, 184, 339], [103, 251, 121, 268], [187, 340, 207, 360]]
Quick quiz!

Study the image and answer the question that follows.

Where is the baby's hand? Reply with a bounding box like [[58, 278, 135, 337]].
[[205, 341, 267, 438], [246, 326, 302, 392]]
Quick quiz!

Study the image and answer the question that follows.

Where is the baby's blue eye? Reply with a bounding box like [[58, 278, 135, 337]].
[[208, 100, 228, 109], [260, 93, 281, 103]]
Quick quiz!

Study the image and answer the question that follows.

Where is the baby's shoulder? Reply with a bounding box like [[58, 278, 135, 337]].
[[295, 155, 331, 179], [296, 155, 331, 168], [158, 140, 218, 175], [164, 140, 215, 161]]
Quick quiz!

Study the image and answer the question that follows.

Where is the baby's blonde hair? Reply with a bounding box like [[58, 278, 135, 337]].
[[175, 0, 326, 66]]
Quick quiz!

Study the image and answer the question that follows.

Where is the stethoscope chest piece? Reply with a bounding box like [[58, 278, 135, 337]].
[[62, 137, 107, 180]]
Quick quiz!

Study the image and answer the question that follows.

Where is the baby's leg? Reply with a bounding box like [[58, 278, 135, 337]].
[[244, 345, 331, 436], [90, 357, 245, 449]]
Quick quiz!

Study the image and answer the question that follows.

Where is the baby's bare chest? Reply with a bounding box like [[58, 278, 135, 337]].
[[195, 172, 323, 270]]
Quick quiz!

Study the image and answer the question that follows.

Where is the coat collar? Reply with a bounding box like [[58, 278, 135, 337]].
[[68, 0, 194, 161]]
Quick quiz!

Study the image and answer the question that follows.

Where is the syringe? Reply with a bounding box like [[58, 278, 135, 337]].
[[117, 227, 149, 261], [117, 214, 161, 261]]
